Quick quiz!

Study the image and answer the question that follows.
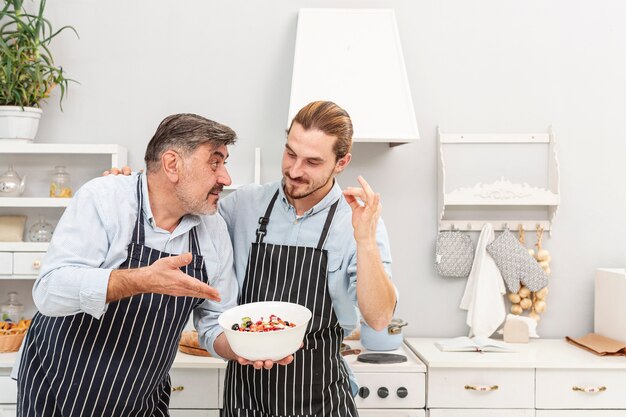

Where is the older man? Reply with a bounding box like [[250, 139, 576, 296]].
[[15, 114, 238, 417]]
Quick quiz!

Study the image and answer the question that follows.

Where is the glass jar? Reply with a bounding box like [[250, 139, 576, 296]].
[[28, 215, 54, 242], [1, 292, 24, 323], [50, 166, 72, 198], [0, 165, 26, 197]]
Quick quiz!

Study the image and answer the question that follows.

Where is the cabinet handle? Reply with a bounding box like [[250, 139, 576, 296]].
[[171, 386, 185, 392], [464, 384, 499, 392], [32, 260, 41, 270], [572, 385, 606, 393]]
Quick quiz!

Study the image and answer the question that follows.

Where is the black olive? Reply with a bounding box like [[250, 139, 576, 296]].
[[284, 321, 290, 326], [231, 324, 239, 331], [244, 320, 252, 328]]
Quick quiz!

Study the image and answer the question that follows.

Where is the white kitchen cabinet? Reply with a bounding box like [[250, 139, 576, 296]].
[[536, 368, 626, 409], [427, 368, 534, 409], [358, 410, 425, 417], [0, 376, 17, 404], [12, 252, 45, 276], [537, 412, 626, 417], [0, 253, 12, 276], [429, 410, 535, 417], [0, 364, 17, 417], [0, 144, 127, 281], [406, 338, 626, 416], [169, 368, 221, 409], [0, 406, 15, 417], [169, 409, 219, 417]]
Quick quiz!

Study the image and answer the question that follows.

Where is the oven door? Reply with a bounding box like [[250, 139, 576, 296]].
[[357, 410, 424, 417]]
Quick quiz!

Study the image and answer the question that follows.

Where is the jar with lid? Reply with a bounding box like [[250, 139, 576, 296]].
[[50, 166, 72, 198], [1, 292, 24, 323]]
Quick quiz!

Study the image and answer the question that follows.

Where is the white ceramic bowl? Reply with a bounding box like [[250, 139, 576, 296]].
[[218, 301, 312, 361]]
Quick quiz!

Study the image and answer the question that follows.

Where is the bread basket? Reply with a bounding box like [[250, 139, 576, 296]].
[[0, 320, 30, 353]]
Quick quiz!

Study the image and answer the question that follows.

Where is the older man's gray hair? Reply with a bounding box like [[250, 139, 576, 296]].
[[144, 113, 237, 173]]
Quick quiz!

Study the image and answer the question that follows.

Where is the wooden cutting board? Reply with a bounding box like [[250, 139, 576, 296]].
[[178, 330, 211, 357]]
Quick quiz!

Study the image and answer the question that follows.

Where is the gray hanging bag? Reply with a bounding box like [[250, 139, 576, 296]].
[[435, 230, 474, 278]]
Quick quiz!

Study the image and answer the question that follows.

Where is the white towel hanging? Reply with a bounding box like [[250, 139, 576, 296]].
[[460, 223, 507, 338]]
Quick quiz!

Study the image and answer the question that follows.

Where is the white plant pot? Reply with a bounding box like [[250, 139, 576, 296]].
[[0, 106, 43, 142]]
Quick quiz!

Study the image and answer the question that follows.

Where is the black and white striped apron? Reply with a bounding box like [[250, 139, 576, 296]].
[[17, 174, 210, 417], [222, 190, 358, 417]]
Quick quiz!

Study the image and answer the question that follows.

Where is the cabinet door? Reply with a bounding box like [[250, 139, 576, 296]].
[[358, 410, 424, 417], [536, 369, 626, 409], [536, 411, 626, 417], [0, 406, 16, 417], [0, 253, 12, 275], [169, 369, 220, 409], [428, 368, 535, 409], [429, 410, 534, 417], [13, 252, 45, 275], [169, 410, 218, 417], [0, 376, 17, 404]]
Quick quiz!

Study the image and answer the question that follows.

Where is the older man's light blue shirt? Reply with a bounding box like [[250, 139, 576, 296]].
[[218, 180, 394, 337], [13, 173, 237, 377]]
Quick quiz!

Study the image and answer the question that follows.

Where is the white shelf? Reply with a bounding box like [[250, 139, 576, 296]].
[[437, 127, 560, 232], [439, 133, 550, 144], [0, 143, 127, 167], [443, 195, 560, 206], [0, 197, 70, 207], [0, 144, 128, 284], [0, 143, 125, 155], [0, 242, 48, 252], [0, 275, 37, 280]]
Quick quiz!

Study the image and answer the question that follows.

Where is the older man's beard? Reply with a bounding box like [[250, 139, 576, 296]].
[[175, 175, 221, 216]]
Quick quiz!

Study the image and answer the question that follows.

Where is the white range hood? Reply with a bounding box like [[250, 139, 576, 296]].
[[288, 9, 419, 145]]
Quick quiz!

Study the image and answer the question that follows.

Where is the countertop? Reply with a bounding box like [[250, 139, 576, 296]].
[[0, 349, 227, 370], [405, 338, 626, 369]]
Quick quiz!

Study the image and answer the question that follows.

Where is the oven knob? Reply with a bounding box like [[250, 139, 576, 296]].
[[397, 387, 408, 398], [358, 387, 370, 398], [377, 387, 389, 398]]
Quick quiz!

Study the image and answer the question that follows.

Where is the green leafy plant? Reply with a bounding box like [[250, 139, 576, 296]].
[[0, 0, 78, 108]]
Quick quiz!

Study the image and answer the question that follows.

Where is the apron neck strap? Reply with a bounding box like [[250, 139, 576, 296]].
[[255, 187, 340, 250], [189, 227, 202, 255], [316, 198, 339, 250], [131, 174, 146, 245], [255, 190, 279, 243]]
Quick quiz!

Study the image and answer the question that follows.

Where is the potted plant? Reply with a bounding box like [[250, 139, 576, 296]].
[[0, 0, 77, 142]]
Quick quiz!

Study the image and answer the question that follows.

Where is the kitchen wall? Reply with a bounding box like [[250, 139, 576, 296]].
[[35, 0, 625, 337]]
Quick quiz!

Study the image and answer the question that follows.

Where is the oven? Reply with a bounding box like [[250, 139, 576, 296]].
[[343, 341, 427, 417]]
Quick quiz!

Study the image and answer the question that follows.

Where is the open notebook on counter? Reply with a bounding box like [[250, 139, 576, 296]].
[[435, 336, 517, 353]]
